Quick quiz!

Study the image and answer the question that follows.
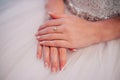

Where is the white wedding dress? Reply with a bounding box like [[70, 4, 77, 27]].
[[0, 0, 120, 80]]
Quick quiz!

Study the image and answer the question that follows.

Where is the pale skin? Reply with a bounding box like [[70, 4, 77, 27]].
[[37, 13, 120, 48], [36, 0, 67, 72], [36, 0, 120, 72]]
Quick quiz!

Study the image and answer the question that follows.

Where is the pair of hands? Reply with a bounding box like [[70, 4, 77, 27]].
[[36, 13, 68, 72], [36, 12, 101, 72]]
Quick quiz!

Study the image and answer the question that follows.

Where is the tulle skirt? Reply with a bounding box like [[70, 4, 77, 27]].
[[0, 0, 120, 80]]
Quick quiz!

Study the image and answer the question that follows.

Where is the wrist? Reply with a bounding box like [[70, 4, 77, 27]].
[[45, 0, 65, 14], [94, 18, 120, 43]]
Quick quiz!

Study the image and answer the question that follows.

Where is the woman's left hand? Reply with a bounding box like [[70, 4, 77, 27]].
[[36, 12, 101, 49]]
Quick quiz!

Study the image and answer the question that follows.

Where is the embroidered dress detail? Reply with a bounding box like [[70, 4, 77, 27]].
[[65, 0, 120, 21]]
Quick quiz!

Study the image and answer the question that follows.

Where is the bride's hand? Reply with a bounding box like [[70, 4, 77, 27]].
[[36, 12, 101, 49], [36, 12, 67, 72], [37, 43, 67, 72]]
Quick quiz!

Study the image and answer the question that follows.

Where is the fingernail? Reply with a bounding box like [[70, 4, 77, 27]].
[[36, 34, 39, 36], [60, 65, 64, 71], [52, 67, 56, 72], [44, 62, 49, 68], [39, 42, 44, 44], [37, 54, 39, 59], [73, 49, 77, 52], [48, 11, 52, 14], [37, 54, 40, 59], [40, 25, 43, 28], [38, 29, 40, 31], [37, 36, 40, 38], [36, 36, 41, 40], [69, 48, 77, 52], [36, 38, 39, 40]]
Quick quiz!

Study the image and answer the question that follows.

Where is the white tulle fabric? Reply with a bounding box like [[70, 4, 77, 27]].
[[0, 0, 120, 80]]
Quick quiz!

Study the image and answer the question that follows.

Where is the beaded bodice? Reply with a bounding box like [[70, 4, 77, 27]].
[[65, 0, 120, 21]]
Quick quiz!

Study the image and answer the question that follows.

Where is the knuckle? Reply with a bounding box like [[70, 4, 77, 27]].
[[46, 28, 50, 33], [45, 21, 51, 26], [44, 41, 48, 45], [64, 18, 69, 23], [46, 20, 50, 24], [64, 18, 67, 22], [39, 36, 44, 40], [61, 26, 67, 32], [48, 41, 54, 46], [60, 55, 66, 61], [37, 31, 40, 34], [61, 18, 66, 23], [59, 49, 66, 54], [60, 26, 65, 31], [53, 47, 57, 52], [41, 34, 50, 39], [49, 41, 55, 46], [51, 49, 57, 54], [48, 34, 53, 39], [54, 41, 58, 46]]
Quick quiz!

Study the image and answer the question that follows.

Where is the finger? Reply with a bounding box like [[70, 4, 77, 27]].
[[58, 48, 67, 70], [48, 12, 67, 19], [38, 19, 63, 30], [50, 47, 59, 72], [36, 26, 64, 36], [43, 46, 50, 68], [69, 48, 77, 52], [37, 43, 42, 59], [36, 33, 65, 41], [39, 40, 71, 48]]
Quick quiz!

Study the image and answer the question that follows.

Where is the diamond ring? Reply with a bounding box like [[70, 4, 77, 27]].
[[53, 27, 57, 31]]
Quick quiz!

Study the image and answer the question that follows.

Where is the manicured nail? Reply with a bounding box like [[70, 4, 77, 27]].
[[52, 67, 56, 72], [44, 62, 49, 68], [39, 42, 44, 44], [39, 25, 44, 30], [37, 36, 40, 38], [48, 11, 52, 14], [38, 29, 40, 31], [37, 54, 39, 59], [69, 48, 77, 52], [36, 36, 41, 40], [37, 54, 41, 59], [73, 49, 77, 51], [60, 65, 64, 71]]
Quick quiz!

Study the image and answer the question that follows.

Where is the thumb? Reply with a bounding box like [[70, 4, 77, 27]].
[[48, 12, 66, 19]]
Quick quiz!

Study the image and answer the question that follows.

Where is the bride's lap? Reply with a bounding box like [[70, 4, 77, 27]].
[[51, 40, 120, 80], [0, 0, 48, 80], [0, 0, 120, 80]]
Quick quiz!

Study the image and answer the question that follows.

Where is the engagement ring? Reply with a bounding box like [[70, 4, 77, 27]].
[[53, 27, 57, 31]]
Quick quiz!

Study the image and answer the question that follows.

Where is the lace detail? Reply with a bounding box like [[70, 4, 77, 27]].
[[65, 0, 120, 21]]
